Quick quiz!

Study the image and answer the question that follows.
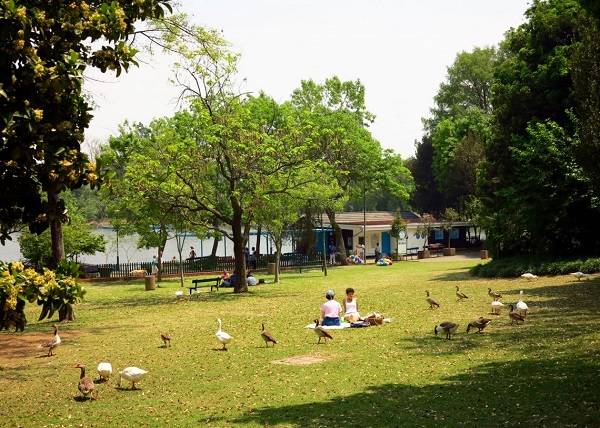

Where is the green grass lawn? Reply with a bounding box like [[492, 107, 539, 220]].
[[1, 260, 599, 427]]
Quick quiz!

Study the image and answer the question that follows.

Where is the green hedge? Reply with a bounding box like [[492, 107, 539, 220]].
[[471, 256, 600, 278]]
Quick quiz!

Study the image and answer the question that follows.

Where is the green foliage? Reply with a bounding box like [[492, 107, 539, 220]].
[[471, 255, 600, 277], [0, 0, 173, 243], [390, 210, 407, 240]]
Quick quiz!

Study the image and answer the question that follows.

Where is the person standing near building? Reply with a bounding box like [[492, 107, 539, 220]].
[[374, 242, 381, 263], [328, 242, 336, 265]]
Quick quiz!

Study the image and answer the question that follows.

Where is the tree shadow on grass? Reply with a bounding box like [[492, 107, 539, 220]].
[[232, 357, 600, 427]]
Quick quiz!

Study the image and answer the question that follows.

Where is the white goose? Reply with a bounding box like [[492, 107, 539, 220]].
[[516, 290, 529, 316], [117, 367, 148, 389], [97, 362, 113, 381], [215, 318, 232, 350], [521, 273, 538, 281], [570, 272, 588, 281], [491, 300, 504, 315], [175, 290, 184, 298]]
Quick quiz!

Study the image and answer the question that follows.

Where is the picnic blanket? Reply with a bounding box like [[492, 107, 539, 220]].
[[304, 318, 392, 330]]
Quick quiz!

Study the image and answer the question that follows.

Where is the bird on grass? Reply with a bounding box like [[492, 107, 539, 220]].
[[508, 304, 526, 325], [41, 324, 61, 357], [313, 319, 333, 344], [466, 317, 492, 333], [521, 273, 538, 281], [215, 318, 232, 350], [488, 288, 502, 301], [455, 286, 469, 302], [425, 290, 440, 309], [570, 272, 588, 281], [97, 362, 112, 382], [75, 363, 96, 400], [117, 367, 148, 390], [434, 322, 458, 340], [516, 290, 529, 316], [161, 332, 172, 347], [175, 290, 184, 299], [491, 300, 504, 315], [260, 324, 277, 347]]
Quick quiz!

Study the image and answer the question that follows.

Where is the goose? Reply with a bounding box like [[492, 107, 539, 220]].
[[313, 319, 333, 344], [516, 290, 529, 316], [117, 367, 148, 389], [175, 290, 184, 298], [521, 273, 538, 281], [260, 323, 277, 347], [570, 272, 588, 281], [97, 362, 112, 381], [488, 288, 502, 301], [455, 286, 469, 302], [491, 300, 504, 315], [508, 304, 525, 325], [215, 318, 232, 350], [41, 324, 61, 357], [434, 321, 458, 340], [75, 363, 96, 400], [161, 332, 172, 347], [425, 290, 440, 309], [466, 317, 492, 333]]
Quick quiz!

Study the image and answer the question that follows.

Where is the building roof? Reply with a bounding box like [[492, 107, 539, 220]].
[[326, 211, 422, 226]]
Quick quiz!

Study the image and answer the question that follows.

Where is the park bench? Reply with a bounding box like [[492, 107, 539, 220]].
[[404, 247, 419, 260], [188, 277, 221, 295], [427, 243, 444, 257], [298, 260, 325, 273]]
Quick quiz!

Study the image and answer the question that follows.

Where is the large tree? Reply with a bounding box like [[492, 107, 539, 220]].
[[0, 0, 173, 264]]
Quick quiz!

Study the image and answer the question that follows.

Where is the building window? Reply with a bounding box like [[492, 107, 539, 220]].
[[434, 229, 444, 240], [450, 228, 459, 239]]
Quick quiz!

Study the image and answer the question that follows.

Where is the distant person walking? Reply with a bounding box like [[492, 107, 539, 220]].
[[374, 242, 381, 263], [188, 246, 196, 260], [328, 242, 336, 265]]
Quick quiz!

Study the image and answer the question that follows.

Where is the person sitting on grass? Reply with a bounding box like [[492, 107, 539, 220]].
[[222, 271, 237, 287], [246, 270, 258, 286], [320, 289, 342, 326], [342, 287, 362, 323]]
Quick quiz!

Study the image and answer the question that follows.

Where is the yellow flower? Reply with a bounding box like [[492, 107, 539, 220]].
[[15, 6, 27, 21], [33, 109, 43, 121], [14, 40, 25, 50], [11, 261, 24, 272]]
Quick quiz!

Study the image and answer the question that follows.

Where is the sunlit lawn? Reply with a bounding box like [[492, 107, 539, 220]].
[[1, 258, 599, 427]]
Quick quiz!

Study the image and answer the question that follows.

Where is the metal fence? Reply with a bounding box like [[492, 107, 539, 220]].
[[84, 253, 326, 279]]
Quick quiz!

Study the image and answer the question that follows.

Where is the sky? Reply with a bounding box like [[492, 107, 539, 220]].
[[84, 0, 530, 158]]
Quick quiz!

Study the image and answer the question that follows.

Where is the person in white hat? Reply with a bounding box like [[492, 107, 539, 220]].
[[320, 289, 341, 326]]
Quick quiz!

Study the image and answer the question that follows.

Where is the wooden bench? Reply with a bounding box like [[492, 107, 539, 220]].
[[188, 277, 221, 295], [427, 243, 444, 257], [404, 247, 419, 260], [298, 261, 324, 273]]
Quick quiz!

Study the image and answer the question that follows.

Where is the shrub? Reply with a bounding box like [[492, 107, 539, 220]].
[[471, 256, 600, 278]]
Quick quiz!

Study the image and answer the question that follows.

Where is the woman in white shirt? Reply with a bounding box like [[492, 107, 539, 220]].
[[320, 289, 342, 326], [342, 287, 361, 322]]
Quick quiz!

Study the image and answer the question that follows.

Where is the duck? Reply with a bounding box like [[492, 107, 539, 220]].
[[75, 363, 96, 400], [313, 319, 333, 344], [41, 324, 61, 357], [117, 367, 148, 389], [491, 300, 504, 315], [488, 288, 502, 301], [570, 272, 588, 281], [215, 318, 232, 350], [434, 321, 458, 340], [425, 290, 440, 309], [516, 290, 529, 316], [466, 317, 492, 333], [521, 272, 538, 281], [161, 332, 172, 347], [260, 323, 277, 347], [508, 304, 525, 325], [455, 286, 469, 302], [97, 362, 112, 381]]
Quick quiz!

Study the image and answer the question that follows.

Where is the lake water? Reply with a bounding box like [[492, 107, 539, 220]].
[[0, 227, 293, 264]]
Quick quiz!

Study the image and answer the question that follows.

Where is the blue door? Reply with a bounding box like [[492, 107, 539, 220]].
[[381, 232, 391, 255]]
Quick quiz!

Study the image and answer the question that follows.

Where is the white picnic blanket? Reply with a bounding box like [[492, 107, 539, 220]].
[[304, 322, 352, 330]]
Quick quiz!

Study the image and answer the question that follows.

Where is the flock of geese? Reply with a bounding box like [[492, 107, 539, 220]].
[[35, 269, 591, 399]]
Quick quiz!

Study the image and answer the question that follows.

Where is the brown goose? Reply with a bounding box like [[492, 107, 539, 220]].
[[160, 332, 172, 347], [466, 317, 492, 333], [455, 286, 469, 302], [75, 363, 96, 400], [313, 319, 333, 344], [488, 288, 502, 301], [434, 321, 458, 340], [425, 290, 440, 309], [508, 304, 525, 325], [260, 324, 277, 347], [41, 325, 61, 357]]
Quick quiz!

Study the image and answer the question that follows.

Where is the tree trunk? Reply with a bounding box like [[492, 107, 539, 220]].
[[326, 209, 348, 265], [47, 189, 65, 268], [156, 228, 167, 282], [58, 303, 75, 322], [211, 236, 219, 257], [255, 225, 262, 255], [274, 238, 282, 284], [231, 204, 248, 293]]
